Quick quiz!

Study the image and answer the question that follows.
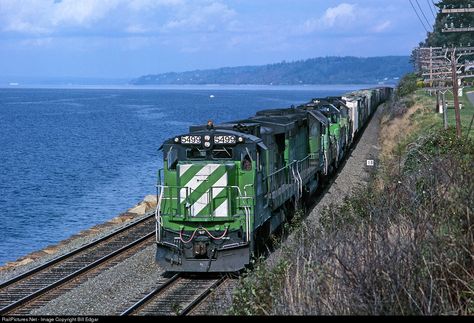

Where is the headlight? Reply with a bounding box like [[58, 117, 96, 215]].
[[180, 135, 201, 144], [214, 135, 236, 144]]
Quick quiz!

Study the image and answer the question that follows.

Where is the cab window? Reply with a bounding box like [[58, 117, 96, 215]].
[[167, 148, 178, 170], [241, 154, 252, 171], [186, 147, 206, 159], [212, 147, 233, 159]]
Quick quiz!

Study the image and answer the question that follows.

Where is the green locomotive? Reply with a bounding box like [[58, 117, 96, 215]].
[[155, 87, 392, 272]]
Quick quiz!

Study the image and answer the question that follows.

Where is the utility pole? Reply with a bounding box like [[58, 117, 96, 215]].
[[451, 49, 462, 136], [440, 90, 448, 129], [441, 4, 474, 32], [415, 2, 474, 136], [418, 46, 474, 136]]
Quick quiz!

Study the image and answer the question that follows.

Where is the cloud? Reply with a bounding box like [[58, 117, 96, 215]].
[[321, 3, 356, 27], [372, 20, 392, 33], [50, 0, 121, 27], [0, 0, 235, 35], [161, 2, 236, 32], [302, 3, 356, 33]]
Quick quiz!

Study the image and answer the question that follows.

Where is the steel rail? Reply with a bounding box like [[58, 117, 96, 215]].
[[178, 276, 227, 316], [120, 274, 180, 316], [0, 211, 154, 290], [0, 232, 155, 315], [121, 275, 227, 316], [0, 212, 156, 315], [0, 232, 155, 314]]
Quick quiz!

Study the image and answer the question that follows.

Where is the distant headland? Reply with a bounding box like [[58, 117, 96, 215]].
[[131, 56, 412, 86]]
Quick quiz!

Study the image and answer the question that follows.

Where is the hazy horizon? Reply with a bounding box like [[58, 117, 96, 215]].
[[0, 54, 408, 85]]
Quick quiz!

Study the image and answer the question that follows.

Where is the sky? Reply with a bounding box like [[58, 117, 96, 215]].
[[0, 0, 437, 80]]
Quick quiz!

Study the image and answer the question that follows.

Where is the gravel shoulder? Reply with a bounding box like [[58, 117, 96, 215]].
[[29, 245, 164, 316]]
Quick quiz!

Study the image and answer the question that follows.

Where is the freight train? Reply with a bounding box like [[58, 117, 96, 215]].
[[155, 87, 392, 272]]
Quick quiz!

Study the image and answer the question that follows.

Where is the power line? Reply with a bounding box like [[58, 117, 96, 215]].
[[409, 0, 429, 32], [426, 0, 436, 19], [415, 0, 432, 30]]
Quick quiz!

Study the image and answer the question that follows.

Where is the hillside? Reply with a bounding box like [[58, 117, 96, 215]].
[[131, 56, 412, 85], [227, 78, 474, 316]]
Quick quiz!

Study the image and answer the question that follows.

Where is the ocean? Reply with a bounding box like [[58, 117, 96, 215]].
[[0, 85, 368, 265]]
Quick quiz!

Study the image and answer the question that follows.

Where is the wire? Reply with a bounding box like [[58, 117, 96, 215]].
[[415, 0, 432, 30], [426, 0, 436, 19], [409, 0, 429, 32]]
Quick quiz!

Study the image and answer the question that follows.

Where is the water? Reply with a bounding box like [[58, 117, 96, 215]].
[[0, 85, 366, 265]]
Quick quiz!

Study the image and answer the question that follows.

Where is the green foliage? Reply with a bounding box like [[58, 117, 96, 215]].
[[404, 127, 474, 172], [228, 257, 289, 315], [396, 73, 420, 97], [132, 56, 413, 85]]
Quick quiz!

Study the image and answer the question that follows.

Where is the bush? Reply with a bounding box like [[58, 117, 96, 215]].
[[397, 73, 420, 98]]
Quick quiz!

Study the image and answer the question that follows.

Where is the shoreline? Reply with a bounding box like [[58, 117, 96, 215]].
[[0, 195, 157, 279]]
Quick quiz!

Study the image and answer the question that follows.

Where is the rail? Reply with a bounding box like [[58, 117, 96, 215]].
[[0, 214, 156, 315], [120, 275, 227, 316]]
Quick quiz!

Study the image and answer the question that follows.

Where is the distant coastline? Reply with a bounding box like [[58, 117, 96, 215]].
[[132, 56, 410, 86]]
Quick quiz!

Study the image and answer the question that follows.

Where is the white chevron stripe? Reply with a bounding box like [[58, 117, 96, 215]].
[[179, 164, 192, 176], [190, 172, 227, 216], [179, 164, 220, 202], [213, 199, 228, 217]]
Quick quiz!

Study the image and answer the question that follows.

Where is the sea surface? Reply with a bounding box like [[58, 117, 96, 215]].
[[0, 85, 369, 266]]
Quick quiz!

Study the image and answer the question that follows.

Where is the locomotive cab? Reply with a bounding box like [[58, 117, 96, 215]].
[[156, 124, 266, 272]]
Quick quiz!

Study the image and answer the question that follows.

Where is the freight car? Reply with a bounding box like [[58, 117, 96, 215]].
[[155, 87, 392, 272]]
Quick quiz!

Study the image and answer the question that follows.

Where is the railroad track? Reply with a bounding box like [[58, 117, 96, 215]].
[[121, 274, 229, 316], [0, 212, 156, 315]]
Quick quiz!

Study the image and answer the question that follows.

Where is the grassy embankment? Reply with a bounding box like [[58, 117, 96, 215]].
[[227, 74, 474, 315]]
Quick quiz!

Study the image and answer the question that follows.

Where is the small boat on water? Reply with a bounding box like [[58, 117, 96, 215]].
[[209, 94, 215, 98]]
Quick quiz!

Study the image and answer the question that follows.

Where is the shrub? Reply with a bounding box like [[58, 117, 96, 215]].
[[397, 73, 420, 98]]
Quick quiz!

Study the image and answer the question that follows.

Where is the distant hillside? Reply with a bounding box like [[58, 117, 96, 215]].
[[132, 56, 412, 85]]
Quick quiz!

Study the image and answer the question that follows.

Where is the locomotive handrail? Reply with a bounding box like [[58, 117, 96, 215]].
[[157, 168, 164, 186], [155, 184, 253, 243], [155, 184, 253, 217]]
